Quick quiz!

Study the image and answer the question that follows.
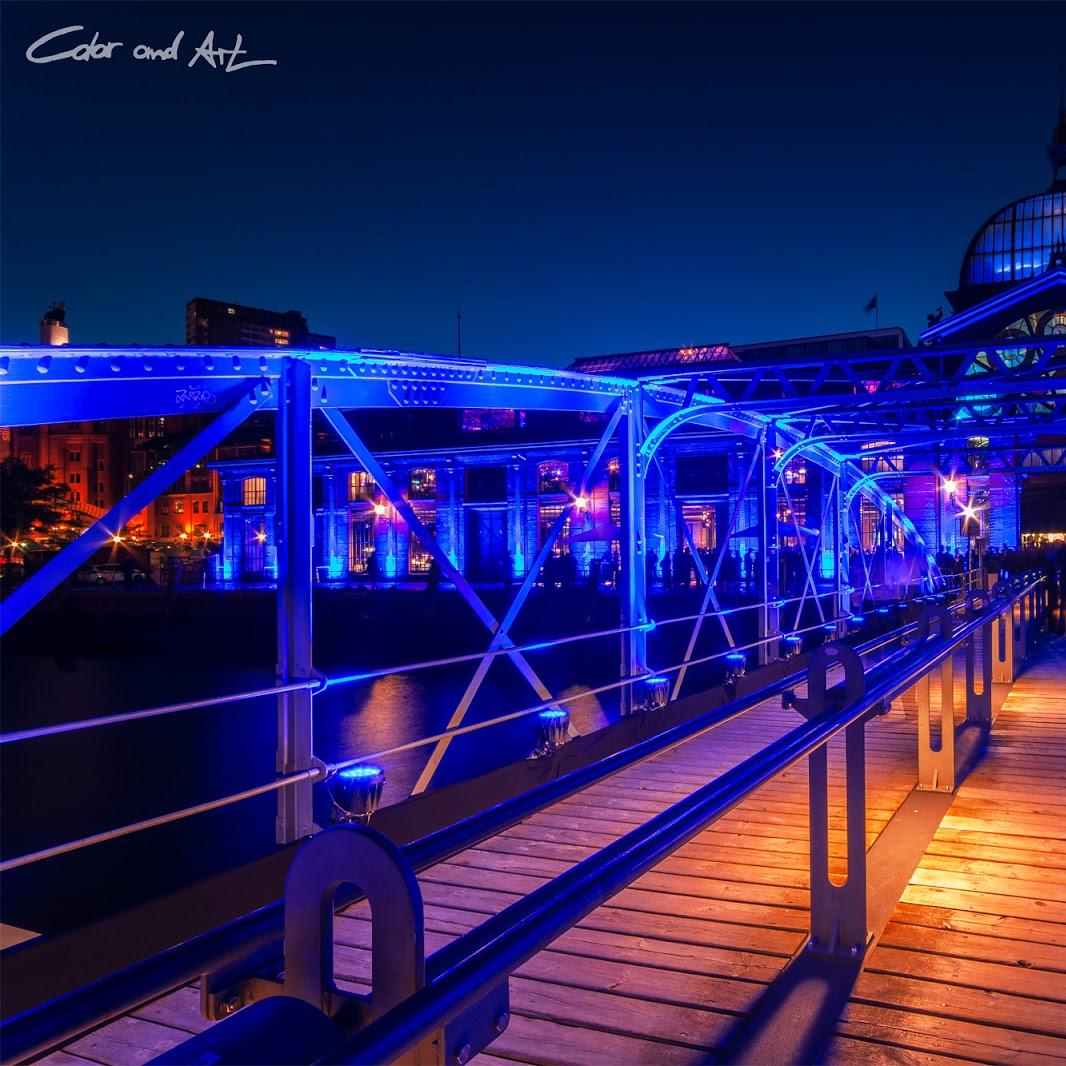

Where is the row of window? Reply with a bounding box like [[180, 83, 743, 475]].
[[234, 454, 736, 516], [158, 499, 213, 515]]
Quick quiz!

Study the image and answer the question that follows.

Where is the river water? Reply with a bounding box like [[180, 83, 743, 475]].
[[1, 584, 753, 934]]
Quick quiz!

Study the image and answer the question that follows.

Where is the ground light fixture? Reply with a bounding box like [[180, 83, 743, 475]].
[[781, 634, 802, 659], [821, 621, 839, 643], [724, 652, 747, 685], [531, 708, 570, 758], [329, 764, 386, 825], [636, 675, 670, 713]]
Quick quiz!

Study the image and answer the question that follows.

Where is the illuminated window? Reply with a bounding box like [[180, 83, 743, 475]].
[[408, 510, 437, 573], [778, 497, 807, 543], [961, 191, 1066, 287], [174, 500, 185, 514], [860, 441, 903, 473], [538, 503, 571, 554], [607, 458, 620, 493], [461, 409, 520, 432], [244, 526, 266, 574], [538, 461, 569, 494], [348, 471, 375, 501], [682, 505, 716, 551], [227, 307, 236, 315], [408, 468, 436, 500], [349, 518, 372, 572], [242, 477, 267, 506]]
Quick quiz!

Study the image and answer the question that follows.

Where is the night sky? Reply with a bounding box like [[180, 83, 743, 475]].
[[2, 2, 1064, 363]]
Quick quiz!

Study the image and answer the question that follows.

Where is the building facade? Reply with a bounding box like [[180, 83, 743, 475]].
[[213, 431, 746, 585]]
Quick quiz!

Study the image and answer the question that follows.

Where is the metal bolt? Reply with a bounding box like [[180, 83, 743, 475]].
[[495, 1011, 510, 1034], [453, 1043, 472, 1065]]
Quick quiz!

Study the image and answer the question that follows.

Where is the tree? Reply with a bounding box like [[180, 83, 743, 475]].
[[0, 457, 71, 541]]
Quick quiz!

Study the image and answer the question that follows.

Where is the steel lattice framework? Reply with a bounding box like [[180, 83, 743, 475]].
[[3, 340, 1062, 836]]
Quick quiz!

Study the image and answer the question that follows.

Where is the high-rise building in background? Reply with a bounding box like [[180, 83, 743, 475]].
[[127, 299, 336, 547], [39, 302, 69, 346], [185, 297, 335, 350]]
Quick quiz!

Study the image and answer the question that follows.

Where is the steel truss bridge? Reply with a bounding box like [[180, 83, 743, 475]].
[[1, 339, 1065, 1064]]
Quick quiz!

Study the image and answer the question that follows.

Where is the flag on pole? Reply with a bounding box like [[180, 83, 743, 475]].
[[864, 293, 878, 313]]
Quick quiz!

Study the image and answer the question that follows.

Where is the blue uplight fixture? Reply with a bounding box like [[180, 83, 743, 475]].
[[724, 651, 747, 685], [329, 764, 386, 825], [781, 635, 802, 660], [531, 708, 571, 758], [849, 614, 864, 625], [821, 621, 838, 643], [637, 675, 670, 712]]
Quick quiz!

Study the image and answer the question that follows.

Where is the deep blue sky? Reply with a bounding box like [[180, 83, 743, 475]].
[[2, 2, 1064, 363]]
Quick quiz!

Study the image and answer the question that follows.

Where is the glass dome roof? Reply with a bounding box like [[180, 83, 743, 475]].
[[959, 190, 1066, 289]]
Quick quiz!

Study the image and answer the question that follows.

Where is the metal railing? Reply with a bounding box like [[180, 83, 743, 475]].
[[317, 574, 1047, 1065], [114, 573, 1048, 1066], [0, 588, 942, 875], [0, 601, 953, 1062], [4, 577, 1046, 1062]]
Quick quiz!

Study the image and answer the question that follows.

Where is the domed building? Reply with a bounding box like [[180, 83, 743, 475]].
[[924, 99, 1066, 342]]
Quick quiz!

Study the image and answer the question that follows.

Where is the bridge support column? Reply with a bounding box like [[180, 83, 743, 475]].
[[757, 433, 779, 666], [620, 387, 648, 714], [275, 357, 316, 844]]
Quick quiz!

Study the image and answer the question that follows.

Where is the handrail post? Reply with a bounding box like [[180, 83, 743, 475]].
[[800, 645, 870, 958], [275, 357, 316, 843], [914, 605, 955, 792]]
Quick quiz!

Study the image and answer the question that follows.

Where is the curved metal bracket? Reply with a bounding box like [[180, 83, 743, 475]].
[[913, 603, 954, 643], [283, 824, 425, 1020], [804, 642, 870, 957], [637, 403, 717, 468]]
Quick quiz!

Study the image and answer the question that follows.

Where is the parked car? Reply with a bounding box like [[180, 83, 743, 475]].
[[76, 563, 147, 585]]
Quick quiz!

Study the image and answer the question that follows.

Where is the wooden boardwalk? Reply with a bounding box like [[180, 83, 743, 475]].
[[824, 637, 1066, 1066], [44, 639, 1066, 1066]]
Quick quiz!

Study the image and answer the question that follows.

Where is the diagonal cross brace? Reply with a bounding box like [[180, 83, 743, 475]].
[[320, 407, 557, 714], [0, 386, 264, 636], [411, 401, 624, 794], [670, 441, 762, 700]]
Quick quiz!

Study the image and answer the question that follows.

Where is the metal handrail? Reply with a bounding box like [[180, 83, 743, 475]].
[[318, 575, 1044, 1065], [0, 613, 937, 1062], [0, 600, 931, 872], [0, 580, 909, 748], [0, 581, 927, 750]]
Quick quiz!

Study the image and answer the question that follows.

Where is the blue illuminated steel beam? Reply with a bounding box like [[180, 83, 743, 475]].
[[619, 388, 648, 713], [0, 385, 265, 636], [275, 359, 315, 843]]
